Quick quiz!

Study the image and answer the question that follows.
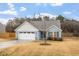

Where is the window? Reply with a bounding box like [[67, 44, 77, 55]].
[[19, 32, 23, 33], [27, 32, 30, 33], [19, 32, 26, 33], [31, 32, 34, 33], [54, 32, 57, 37], [57, 32, 59, 37], [24, 32, 26, 33]]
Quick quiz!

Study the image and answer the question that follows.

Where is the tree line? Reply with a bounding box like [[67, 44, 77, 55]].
[[5, 15, 79, 36]]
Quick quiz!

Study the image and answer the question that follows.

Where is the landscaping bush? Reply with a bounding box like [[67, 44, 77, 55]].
[[54, 38, 63, 41], [47, 37, 63, 41], [73, 33, 79, 37]]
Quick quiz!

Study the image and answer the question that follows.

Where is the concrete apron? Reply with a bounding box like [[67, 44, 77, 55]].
[[0, 40, 30, 49]]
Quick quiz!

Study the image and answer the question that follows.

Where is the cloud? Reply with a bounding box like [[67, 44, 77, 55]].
[[28, 13, 57, 18], [20, 7, 26, 11], [0, 3, 18, 16], [34, 14, 40, 18], [0, 10, 17, 16], [26, 13, 57, 19], [43, 4, 48, 6], [7, 3, 15, 10], [63, 11, 71, 15], [27, 15, 33, 18], [73, 17, 79, 20], [35, 3, 63, 7], [51, 3, 63, 6], [0, 18, 9, 25], [40, 13, 57, 18], [35, 3, 47, 7], [35, 3, 41, 6], [0, 18, 14, 25]]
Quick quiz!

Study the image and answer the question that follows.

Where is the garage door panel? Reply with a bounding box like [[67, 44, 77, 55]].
[[18, 33, 26, 39], [18, 32, 35, 40]]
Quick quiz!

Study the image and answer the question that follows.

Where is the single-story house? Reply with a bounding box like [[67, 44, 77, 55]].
[[0, 23, 5, 33], [15, 20, 62, 40]]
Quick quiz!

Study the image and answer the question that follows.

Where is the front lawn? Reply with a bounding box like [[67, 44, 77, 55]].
[[0, 39, 11, 42], [0, 37, 79, 56]]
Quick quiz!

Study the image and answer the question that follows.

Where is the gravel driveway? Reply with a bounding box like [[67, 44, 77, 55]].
[[0, 40, 28, 48]]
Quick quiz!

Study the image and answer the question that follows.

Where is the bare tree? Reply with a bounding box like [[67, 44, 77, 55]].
[[41, 16, 48, 45]]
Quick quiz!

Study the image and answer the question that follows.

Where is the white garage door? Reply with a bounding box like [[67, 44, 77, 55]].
[[18, 32, 35, 40]]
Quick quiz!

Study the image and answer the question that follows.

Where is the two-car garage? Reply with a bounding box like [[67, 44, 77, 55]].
[[15, 21, 39, 40], [17, 32, 36, 40]]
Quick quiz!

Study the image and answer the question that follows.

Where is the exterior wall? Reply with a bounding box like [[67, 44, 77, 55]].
[[16, 31, 41, 40], [35, 31, 41, 40], [48, 26, 61, 32], [48, 32, 62, 38], [37, 31, 46, 40], [15, 21, 39, 32], [15, 21, 62, 40], [58, 32, 62, 38], [48, 25, 62, 38], [48, 32, 51, 37], [35, 25, 62, 40], [15, 32, 18, 39], [15, 21, 40, 40]]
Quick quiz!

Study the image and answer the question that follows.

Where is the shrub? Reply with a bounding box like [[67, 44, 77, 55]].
[[73, 33, 79, 37], [47, 37, 63, 41], [54, 38, 63, 41]]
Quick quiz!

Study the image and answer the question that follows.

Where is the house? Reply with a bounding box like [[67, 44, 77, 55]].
[[0, 23, 5, 33], [15, 19, 62, 40]]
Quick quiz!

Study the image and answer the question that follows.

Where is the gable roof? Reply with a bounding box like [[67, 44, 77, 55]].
[[15, 20, 61, 32], [15, 21, 39, 32], [29, 20, 61, 31], [47, 25, 62, 31]]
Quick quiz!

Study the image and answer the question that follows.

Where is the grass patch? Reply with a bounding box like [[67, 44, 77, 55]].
[[0, 32, 15, 40], [0, 37, 79, 56], [40, 43, 51, 45]]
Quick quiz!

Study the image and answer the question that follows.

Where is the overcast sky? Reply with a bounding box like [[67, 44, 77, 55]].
[[0, 3, 79, 24]]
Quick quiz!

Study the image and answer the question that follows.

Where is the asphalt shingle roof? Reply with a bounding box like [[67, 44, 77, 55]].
[[29, 20, 61, 31]]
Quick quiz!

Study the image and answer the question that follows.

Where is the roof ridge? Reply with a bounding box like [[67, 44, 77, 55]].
[[29, 20, 61, 31]]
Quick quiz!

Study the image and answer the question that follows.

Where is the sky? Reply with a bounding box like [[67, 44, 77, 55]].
[[0, 3, 79, 24]]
